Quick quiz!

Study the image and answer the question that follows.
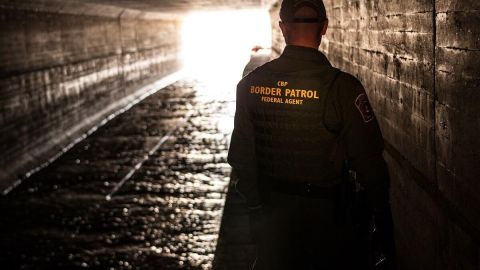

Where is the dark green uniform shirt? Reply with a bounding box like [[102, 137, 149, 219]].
[[228, 45, 390, 212]]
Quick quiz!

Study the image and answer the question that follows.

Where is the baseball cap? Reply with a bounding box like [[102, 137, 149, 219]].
[[280, 0, 326, 23]]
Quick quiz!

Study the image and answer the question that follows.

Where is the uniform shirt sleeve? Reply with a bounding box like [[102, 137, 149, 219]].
[[227, 81, 261, 207], [336, 73, 390, 212]]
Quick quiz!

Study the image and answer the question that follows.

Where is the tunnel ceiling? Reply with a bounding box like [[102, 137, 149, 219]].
[[72, 0, 263, 12]]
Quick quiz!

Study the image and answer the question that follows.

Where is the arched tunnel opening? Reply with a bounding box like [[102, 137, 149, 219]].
[[0, 0, 479, 269]]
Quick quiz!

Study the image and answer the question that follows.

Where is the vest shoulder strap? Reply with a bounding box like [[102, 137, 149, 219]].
[[321, 69, 343, 135]]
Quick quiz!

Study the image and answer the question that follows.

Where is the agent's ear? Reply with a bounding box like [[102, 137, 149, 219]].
[[279, 21, 287, 35], [279, 21, 289, 43], [321, 19, 329, 35]]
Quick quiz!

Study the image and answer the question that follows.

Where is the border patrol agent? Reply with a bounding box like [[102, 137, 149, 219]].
[[228, 0, 394, 269]]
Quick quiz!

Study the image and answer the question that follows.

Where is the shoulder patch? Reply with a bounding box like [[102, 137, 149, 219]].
[[354, 93, 375, 123]]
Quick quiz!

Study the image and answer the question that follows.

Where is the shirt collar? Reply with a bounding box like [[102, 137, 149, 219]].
[[281, 45, 331, 66]]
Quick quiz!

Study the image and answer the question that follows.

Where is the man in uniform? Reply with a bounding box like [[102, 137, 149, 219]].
[[227, 0, 394, 269]]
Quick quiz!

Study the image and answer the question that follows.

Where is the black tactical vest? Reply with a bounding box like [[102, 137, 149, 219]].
[[241, 59, 342, 187]]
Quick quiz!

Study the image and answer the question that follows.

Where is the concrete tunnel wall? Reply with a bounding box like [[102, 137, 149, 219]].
[[268, 0, 480, 269], [0, 2, 182, 188]]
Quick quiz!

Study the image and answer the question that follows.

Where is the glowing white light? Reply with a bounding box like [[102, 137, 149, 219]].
[[181, 9, 272, 82], [181, 9, 272, 139]]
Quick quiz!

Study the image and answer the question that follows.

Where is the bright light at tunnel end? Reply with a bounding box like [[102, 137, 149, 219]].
[[181, 8, 272, 81]]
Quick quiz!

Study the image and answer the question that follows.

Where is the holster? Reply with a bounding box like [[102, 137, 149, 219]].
[[330, 143, 390, 270]]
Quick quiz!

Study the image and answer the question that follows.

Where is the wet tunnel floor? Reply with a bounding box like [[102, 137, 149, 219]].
[[0, 78, 250, 270]]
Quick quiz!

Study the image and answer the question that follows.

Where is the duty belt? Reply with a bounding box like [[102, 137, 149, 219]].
[[271, 181, 341, 199]]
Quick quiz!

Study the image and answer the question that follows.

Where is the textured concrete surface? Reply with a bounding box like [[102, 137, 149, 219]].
[[435, 0, 480, 236], [0, 0, 262, 13], [0, 4, 182, 188], [76, 0, 262, 12], [0, 78, 235, 270], [268, 0, 479, 269]]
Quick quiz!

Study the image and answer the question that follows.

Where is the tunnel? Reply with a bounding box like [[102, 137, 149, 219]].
[[0, 0, 479, 269]]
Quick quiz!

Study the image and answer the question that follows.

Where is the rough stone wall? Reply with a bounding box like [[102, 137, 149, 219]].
[[0, 3, 182, 189], [435, 0, 480, 250], [269, 0, 479, 269]]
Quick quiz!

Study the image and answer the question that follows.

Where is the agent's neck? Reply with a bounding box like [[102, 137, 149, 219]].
[[286, 39, 321, 50]]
